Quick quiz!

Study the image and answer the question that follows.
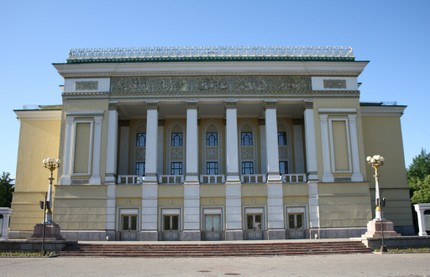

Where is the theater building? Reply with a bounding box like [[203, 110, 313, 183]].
[[10, 46, 413, 240]]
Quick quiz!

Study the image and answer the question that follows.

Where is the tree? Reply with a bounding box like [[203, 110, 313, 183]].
[[0, 172, 14, 207], [407, 149, 430, 204]]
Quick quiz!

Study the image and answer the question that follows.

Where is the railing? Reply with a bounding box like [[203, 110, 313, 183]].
[[282, 174, 307, 183], [200, 175, 225, 184], [117, 175, 143, 184], [241, 174, 267, 184], [159, 175, 184, 184]]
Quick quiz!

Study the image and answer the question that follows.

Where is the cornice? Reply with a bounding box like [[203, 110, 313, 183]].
[[15, 110, 62, 121], [53, 61, 368, 78], [360, 106, 406, 117]]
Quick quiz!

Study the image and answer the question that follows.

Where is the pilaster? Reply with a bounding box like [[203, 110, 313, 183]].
[[105, 105, 118, 184], [145, 101, 159, 184], [89, 115, 103, 185], [225, 100, 240, 183], [264, 101, 281, 182], [304, 103, 318, 181], [59, 116, 73, 185], [348, 114, 363, 182], [319, 114, 334, 182], [185, 101, 199, 184]]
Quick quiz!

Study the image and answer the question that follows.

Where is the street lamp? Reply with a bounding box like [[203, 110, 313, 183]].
[[366, 155, 384, 220], [43, 157, 61, 223]]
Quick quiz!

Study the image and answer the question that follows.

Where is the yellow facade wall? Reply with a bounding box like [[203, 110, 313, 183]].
[[318, 182, 372, 227], [361, 115, 412, 227], [10, 112, 61, 231], [54, 185, 107, 230]]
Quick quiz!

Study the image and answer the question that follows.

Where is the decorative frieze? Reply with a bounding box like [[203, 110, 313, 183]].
[[323, 79, 347, 89], [75, 81, 98, 91], [110, 76, 311, 96]]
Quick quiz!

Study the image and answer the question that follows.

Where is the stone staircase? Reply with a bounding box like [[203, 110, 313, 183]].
[[60, 240, 372, 257]]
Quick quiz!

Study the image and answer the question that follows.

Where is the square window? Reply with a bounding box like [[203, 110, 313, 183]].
[[171, 162, 183, 175], [279, 161, 289, 175], [278, 132, 287, 145], [206, 132, 218, 146], [171, 132, 183, 147], [136, 133, 146, 147], [241, 132, 253, 146], [135, 162, 145, 176], [241, 161, 254, 174], [206, 162, 219, 175]]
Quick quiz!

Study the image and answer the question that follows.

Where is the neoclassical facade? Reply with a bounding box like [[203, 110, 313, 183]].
[[10, 46, 413, 240]]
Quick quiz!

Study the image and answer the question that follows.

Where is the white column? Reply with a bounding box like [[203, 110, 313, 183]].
[[304, 103, 320, 230], [106, 184, 116, 237], [89, 115, 103, 185], [414, 204, 430, 236], [183, 101, 200, 240], [118, 126, 129, 175], [185, 101, 199, 183], [105, 106, 118, 184], [0, 208, 12, 241], [265, 101, 281, 182], [348, 114, 363, 182], [308, 181, 320, 228], [320, 114, 334, 182], [225, 100, 242, 240], [141, 101, 159, 241], [60, 116, 73, 185], [304, 104, 318, 181], [293, 124, 305, 173], [225, 101, 240, 182], [144, 102, 159, 183], [259, 125, 267, 174], [157, 125, 164, 176]]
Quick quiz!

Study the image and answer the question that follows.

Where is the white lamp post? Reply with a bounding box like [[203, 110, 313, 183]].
[[43, 157, 61, 223], [366, 155, 384, 220]]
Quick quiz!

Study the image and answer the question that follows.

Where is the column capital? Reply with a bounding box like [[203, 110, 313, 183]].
[[264, 100, 277, 109], [225, 99, 238, 109], [145, 101, 159, 110], [108, 102, 119, 111], [186, 100, 199, 109], [304, 101, 314, 109]]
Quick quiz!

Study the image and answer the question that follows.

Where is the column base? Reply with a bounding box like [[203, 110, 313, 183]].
[[266, 229, 286, 240], [140, 231, 159, 241], [89, 176, 101, 185], [27, 223, 65, 241], [225, 230, 243, 240], [362, 219, 401, 238], [180, 230, 201, 241]]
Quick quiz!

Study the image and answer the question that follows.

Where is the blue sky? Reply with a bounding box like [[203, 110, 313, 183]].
[[1, 0, 429, 178]]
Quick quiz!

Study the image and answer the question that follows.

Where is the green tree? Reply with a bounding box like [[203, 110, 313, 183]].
[[407, 149, 430, 204], [0, 172, 14, 207]]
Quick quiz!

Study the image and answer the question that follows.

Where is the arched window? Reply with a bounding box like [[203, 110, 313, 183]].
[[171, 132, 183, 147], [206, 132, 218, 146], [241, 132, 253, 146]]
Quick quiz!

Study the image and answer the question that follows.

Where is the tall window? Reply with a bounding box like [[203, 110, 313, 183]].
[[278, 132, 287, 146], [241, 132, 253, 146], [171, 162, 183, 175], [206, 162, 219, 175], [135, 162, 145, 176], [171, 132, 183, 147], [279, 161, 289, 175], [136, 132, 146, 147], [242, 161, 254, 174], [206, 132, 218, 146]]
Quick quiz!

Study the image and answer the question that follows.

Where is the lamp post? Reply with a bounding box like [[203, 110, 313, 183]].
[[366, 155, 384, 220], [43, 157, 61, 223]]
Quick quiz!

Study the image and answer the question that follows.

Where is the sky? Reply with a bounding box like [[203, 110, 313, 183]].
[[1, 0, 429, 179]]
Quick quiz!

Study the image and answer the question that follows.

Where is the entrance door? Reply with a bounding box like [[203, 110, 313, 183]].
[[204, 214, 222, 241], [121, 214, 138, 241], [287, 213, 305, 239], [162, 215, 180, 241], [246, 214, 263, 240]]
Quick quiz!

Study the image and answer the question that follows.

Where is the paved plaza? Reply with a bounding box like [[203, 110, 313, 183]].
[[1, 253, 430, 277]]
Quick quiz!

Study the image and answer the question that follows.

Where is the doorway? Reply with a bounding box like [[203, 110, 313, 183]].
[[204, 214, 222, 241], [120, 214, 138, 241], [245, 213, 263, 240], [286, 207, 306, 239], [162, 214, 180, 241]]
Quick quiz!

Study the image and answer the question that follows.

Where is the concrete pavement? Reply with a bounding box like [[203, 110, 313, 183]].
[[1, 253, 430, 276]]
